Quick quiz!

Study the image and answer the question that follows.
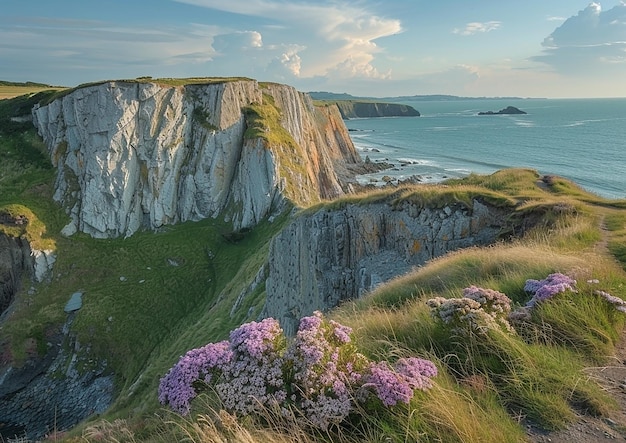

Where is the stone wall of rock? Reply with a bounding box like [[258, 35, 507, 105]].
[[0, 234, 30, 317], [263, 198, 512, 334], [0, 233, 55, 318], [0, 316, 113, 441], [32, 80, 361, 238]]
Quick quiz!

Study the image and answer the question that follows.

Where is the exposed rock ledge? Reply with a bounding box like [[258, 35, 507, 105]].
[[263, 196, 520, 334], [0, 233, 55, 318], [32, 80, 361, 239]]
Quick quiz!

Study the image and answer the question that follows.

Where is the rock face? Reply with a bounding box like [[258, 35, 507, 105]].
[[0, 234, 31, 317], [478, 106, 526, 115], [0, 316, 113, 441], [263, 198, 515, 334], [334, 101, 420, 119], [0, 233, 55, 317], [32, 80, 361, 238]]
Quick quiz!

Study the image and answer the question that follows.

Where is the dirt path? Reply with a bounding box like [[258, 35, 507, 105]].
[[526, 334, 626, 442], [527, 213, 626, 442]]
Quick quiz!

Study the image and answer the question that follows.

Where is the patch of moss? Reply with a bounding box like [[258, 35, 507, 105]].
[[192, 107, 218, 131]]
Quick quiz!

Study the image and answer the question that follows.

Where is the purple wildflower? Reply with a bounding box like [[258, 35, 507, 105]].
[[159, 312, 438, 429], [463, 286, 512, 315], [524, 273, 577, 307], [330, 320, 352, 344], [363, 361, 415, 407], [158, 340, 232, 415], [218, 318, 286, 415], [362, 358, 437, 407]]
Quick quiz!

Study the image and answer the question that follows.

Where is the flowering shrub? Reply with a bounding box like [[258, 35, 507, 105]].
[[159, 312, 437, 430], [594, 290, 626, 313], [158, 340, 232, 415], [514, 273, 626, 318], [362, 358, 438, 407], [427, 286, 513, 335], [285, 312, 366, 429], [215, 318, 286, 415], [524, 273, 577, 307]]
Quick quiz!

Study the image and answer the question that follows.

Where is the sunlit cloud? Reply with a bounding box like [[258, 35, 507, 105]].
[[532, 2, 626, 74], [173, 0, 401, 79]]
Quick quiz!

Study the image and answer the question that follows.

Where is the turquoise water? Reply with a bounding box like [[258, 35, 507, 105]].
[[344, 98, 626, 199]]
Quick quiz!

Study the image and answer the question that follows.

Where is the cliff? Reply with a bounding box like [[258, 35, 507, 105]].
[[333, 101, 420, 119], [263, 195, 519, 334], [32, 80, 361, 238]]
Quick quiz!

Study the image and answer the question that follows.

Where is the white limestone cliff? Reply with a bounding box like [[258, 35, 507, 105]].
[[32, 80, 360, 238]]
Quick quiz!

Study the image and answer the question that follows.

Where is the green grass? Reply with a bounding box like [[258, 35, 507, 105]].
[[33, 76, 255, 106], [0, 82, 65, 100], [242, 93, 320, 207]]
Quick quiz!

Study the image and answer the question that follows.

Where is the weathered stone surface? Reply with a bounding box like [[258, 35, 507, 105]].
[[263, 199, 512, 334], [0, 317, 113, 441], [0, 234, 55, 317], [64, 292, 83, 313], [32, 80, 360, 238]]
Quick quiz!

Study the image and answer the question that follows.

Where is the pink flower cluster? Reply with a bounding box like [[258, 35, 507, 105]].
[[524, 273, 577, 307], [216, 318, 287, 415], [427, 286, 513, 335], [515, 274, 626, 318], [363, 357, 437, 406], [158, 340, 232, 415], [158, 312, 438, 429]]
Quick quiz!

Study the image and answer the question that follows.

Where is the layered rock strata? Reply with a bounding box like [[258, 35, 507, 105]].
[[264, 198, 514, 334]]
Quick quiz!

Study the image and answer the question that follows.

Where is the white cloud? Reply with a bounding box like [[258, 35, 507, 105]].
[[452, 21, 501, 36], [173, 0, 401, 80], [265, 45, 304, 78], [212, 31, 263, 53], [532, 2, 626, 74]]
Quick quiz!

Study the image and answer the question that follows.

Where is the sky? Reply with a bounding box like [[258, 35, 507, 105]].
[[2, 1, 626, 98]]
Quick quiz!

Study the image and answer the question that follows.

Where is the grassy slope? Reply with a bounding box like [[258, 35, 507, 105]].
[[0, 83, 65, 100], [2, 89, 626, 442]]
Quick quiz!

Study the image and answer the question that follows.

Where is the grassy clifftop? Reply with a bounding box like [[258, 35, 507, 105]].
[[315, 99, 420, 118], [2, 88, 626, 442]]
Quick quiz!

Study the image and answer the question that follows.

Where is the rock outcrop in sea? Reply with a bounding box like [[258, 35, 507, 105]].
[[478, 106, 526, 115]]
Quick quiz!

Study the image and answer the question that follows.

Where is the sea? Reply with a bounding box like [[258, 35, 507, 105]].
[[344, 98, 626, 200]]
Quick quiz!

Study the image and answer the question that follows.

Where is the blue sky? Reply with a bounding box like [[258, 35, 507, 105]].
[[2, 1, 625, 98]]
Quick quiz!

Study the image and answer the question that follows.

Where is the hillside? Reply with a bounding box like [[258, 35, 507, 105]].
[[0, 81, 65, 100], [1, 78, 626, 442]]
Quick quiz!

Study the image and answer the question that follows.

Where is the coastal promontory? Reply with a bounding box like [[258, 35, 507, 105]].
[[325, 100, 420, 119]]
